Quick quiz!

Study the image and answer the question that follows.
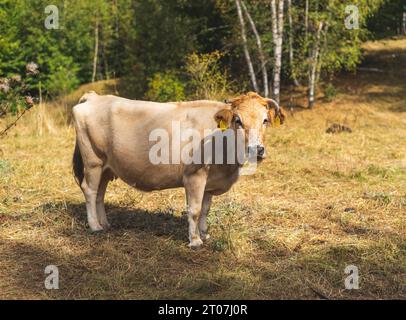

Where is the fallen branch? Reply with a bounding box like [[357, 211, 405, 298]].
[[0, 107, 29, 138]]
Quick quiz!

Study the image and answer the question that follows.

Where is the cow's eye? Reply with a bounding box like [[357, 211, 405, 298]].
[[235, 117, 243, 127], [263, 118, 269, 125]]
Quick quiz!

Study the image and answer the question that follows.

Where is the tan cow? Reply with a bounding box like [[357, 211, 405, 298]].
[[72, 91, 285, 248]]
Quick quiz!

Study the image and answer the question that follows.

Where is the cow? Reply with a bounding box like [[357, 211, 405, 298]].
[[72, 91, 285, 248]]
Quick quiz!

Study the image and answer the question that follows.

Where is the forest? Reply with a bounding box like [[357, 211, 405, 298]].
[[0, 0, 406, 300], [0, 0, 405, 109]]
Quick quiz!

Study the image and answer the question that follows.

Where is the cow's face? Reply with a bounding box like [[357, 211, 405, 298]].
[[215, 92, 285, 162]]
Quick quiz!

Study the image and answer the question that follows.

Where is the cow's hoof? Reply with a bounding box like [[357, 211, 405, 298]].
[[188, 238, 203, 249], [201, 233, 210, 240], [101, 222, 111, 230], [90, 225, 104, 232]]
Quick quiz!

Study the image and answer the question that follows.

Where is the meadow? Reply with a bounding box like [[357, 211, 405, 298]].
[[0, 38, 405, 299]]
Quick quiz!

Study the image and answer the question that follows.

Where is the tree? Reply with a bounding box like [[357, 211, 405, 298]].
[[241, 0, 269, 97], [287, 0, 300, 86], [235, 0, 259, 92], [270, 0, 285, 103], [308, 21, 324, 109]]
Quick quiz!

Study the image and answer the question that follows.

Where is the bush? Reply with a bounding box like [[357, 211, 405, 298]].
[[323, 83, 337, 102], [145, 72, 186, 102], [0, 63, 37, 118], [185, 51, 231, 100]]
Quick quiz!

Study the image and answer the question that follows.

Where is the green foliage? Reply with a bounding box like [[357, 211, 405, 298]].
[[45, 56, 79, 97], [185, 51, 231, 100], [0, 0, 394, 104], [145, 72, 186, 102], [323, 83, 337, 102], [0, 64, 37, 117]]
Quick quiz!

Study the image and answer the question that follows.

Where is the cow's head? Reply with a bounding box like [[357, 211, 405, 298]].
[[214, 92, 286, 162]]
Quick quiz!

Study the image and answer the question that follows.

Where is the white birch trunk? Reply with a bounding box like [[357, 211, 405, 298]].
[[241, 0, 269, 97], [308, 21, 323, 109], [235, 0, 259, 92], [92, 19, 99, 83], [305, 0, 309, 38], [271, 0, 285, 103]]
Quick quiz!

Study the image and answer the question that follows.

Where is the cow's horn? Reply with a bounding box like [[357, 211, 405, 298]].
[[266, 98, 280, 114]]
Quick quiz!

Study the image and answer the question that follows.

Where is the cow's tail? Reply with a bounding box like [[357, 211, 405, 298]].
[[72, 140, 84, 186]]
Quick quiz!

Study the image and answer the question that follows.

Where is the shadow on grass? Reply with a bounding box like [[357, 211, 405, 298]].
[[2, 202, 406, 299], [43, 201, 189, 242]]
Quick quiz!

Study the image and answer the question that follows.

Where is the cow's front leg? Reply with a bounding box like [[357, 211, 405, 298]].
[[199, 192, 212, 240], [183, 168, 208, 249]]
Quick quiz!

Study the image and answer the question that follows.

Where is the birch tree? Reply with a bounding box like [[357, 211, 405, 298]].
[[241, 0, 269, 97], [235, 0, 258, 92], [92, 18, 99, 83], [307, 21, 323, 109], [270, 0, 285, 103], [287, 0, 300, 86]]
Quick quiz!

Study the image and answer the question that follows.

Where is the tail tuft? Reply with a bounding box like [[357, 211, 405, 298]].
[[72, 141, 84, 186]]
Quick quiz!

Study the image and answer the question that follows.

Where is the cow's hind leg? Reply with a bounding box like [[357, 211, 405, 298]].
[[96, 170, 113, 229], [81, 165, 104, 232], [199, 192, 212, 241]]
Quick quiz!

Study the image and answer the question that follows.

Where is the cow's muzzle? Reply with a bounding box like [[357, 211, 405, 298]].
[[248, 145, 266, 161]]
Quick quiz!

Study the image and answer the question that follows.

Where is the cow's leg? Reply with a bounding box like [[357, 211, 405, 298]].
[[96, 170, 113, 229], [81, 165, 104, 232], [183, 168, 208, 249], [199, 192, 212, 241]]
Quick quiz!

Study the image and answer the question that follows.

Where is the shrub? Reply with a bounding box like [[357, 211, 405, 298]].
[[145, 72, 186, 102], [323, 83, 337, 102], [185, 51, 231, 100], [0, 63, 37, 117]]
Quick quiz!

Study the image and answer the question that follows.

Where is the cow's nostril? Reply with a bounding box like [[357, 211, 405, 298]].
[[257, 146, 265, 157]]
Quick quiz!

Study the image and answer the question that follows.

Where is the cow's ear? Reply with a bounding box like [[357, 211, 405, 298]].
[[268, 107, 286, 126], [277, 107, 286, 125], [214, 109, 233, 129], [265, 98, 286, 125]]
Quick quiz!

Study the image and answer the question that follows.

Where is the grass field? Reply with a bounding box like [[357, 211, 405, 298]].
[[0, 38, 405, 299]]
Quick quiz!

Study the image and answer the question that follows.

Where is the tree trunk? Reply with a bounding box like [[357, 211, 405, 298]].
[[402, 12, 406, 35], [287, 0, 300, 86], [92, 19, 99, 83], [305, 0, 309, 38], [308, 21, 323, 109], [235, 0, 259, 92], [271, 0, 285, 103], [241, 0, 268, 97]]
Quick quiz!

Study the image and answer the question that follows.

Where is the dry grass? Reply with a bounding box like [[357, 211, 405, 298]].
[[0, 39, 405, 300]]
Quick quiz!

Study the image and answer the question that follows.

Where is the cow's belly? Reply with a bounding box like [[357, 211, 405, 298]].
[[107, 150, 184, 191], [108, 159, 184, 191]]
